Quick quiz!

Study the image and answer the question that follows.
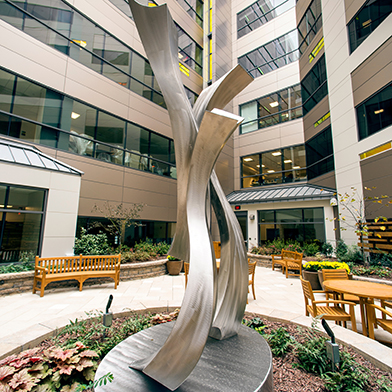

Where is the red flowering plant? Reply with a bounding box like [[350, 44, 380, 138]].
[[0, 342, 98, 392]]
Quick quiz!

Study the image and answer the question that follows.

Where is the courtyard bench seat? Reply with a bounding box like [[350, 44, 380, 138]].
[[271, 250, 303, 278], [32, 254, 121, 297]]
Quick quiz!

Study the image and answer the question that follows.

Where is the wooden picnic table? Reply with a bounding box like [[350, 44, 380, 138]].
[[323, 279, 392, 337]]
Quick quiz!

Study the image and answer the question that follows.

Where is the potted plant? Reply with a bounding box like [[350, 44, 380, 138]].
[[166, 255, 183, 276], [302, 262, 324, 290]]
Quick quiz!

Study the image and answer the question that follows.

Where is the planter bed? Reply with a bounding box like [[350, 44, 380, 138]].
[[0, 259, 168, 296]]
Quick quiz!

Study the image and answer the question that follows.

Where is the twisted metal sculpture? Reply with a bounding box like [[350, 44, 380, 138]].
[[129, 1, 253, 390]]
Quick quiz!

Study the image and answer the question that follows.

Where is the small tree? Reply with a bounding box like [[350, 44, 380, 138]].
[[329, 186, 391, 264], [92, 201, 145, 251]]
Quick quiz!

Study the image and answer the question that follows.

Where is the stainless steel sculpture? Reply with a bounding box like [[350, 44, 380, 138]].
[[129, 1, 253, 390]]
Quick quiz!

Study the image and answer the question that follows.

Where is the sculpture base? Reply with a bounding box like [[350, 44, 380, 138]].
[[94, 322, 273, 391]]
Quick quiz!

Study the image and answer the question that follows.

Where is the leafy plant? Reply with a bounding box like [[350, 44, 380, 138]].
[[243, 317, 265, 330], [0, 343, 98, 392], [369, 252, 392, 268], [0, 260, 35, 274], [75, 371, 113, 391], [167, 255, 180, 261], [321, 242, 333, 257], [302, 242, 320, 257], [74, 228, 111, 256], [265, 327, 293, 357], [335, 240, 348, 261]]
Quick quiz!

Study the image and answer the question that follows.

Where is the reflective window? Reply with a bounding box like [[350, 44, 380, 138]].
[[348, 0, 392, 53], [305, 126, 334, 180], [301, 54, 328, 115], [238, 30, 299, 79], [237, 0, 295, 38], [0, 184, 46, 262], [240, 84, 302, 134], [357, 83, 392, 140], [1, 0, 167, 108], [175, 0, 203, 27], [0, 66, 176, 177], [258, 207, 325, 243], [241, 145, 306, 188], [297, 0, 322, 55]]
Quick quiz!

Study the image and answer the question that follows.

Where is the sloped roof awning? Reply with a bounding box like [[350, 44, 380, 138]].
[[227, 184, 336, 205], [0, 138, 83, 175]]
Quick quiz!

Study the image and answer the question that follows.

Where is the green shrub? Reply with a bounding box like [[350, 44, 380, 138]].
[[242, 317, 265, 330], [265, 327, 293, 357], [302, 242, 320, 257], [154, 242, 170, 255], [74, 228, 111, 255], [321, 242, 334, 257], [369, 252, 392, 268], [339, 245, 363, 264], [335, 240, 348, 260], [0, 260, 35, 274]]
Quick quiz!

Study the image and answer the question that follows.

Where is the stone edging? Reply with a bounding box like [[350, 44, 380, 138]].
[[0, 259, 168, 296]]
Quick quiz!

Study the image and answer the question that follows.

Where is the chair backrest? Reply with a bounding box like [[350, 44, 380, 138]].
[[322, 269, 348, 281], [300, 276, 315, 304], [184, 262, 189, 275], [248, 261, 256, 276], [282, 250, 303, 261]]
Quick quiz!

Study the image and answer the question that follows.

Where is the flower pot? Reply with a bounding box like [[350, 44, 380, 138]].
[[166, 260, 183, 275], [302, 270, 322, 291]]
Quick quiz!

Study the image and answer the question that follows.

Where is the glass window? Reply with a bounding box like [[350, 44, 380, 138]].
[[240, 84, 302, 134], [348, 0, 392, 53], [7, 186, 45, 211], [241, 145, 307, 188], [297, 0, 322, 55], [357, 83, 392, 140], [0, 68, 15, 113], [258, 207, 325, 243], [301, 54, 328, 115], [0, 185, 6, 206], [305, 126, 334, 179], [238, 30, 299, 79]]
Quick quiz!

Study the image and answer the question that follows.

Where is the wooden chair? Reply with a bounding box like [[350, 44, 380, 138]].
[[300, 277, 357, 332], [283, 251, 303, 279], [184, 262, 189, 288], [322, 269, 360, 304], [248, 260, 257, 304], [271, 253, 285, 273], [367, 303, 392, 340], [380, 300, 392, 320]]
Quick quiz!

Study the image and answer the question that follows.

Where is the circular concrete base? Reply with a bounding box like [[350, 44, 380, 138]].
[[95, 322, 273, 391]]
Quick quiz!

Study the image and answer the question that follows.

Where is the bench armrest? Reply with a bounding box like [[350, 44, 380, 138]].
[[35, 266, 47, 272]]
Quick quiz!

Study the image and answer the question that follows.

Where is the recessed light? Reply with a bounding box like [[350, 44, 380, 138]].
[[272, 151, 281, 156], [244, 157, 253, 162], [261, 164, 265, 167], [256, 164, 260, 167], [293, 166, 300, 169], [267, 170, 275, 173], [374, 109, 384, 114], [284, 159, 292, 163], [71, 112, 80, 119], [269, 101, 279, 107]]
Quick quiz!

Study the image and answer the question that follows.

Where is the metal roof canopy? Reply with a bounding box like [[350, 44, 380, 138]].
[[227, 184, 336, 205], [0, 137, 83, 176]]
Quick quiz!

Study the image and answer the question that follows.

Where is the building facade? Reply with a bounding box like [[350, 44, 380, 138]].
[[0, 0, 391, 260]]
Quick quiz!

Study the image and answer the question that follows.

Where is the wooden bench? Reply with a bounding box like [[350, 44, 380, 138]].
[[32, 254, 121, 297], [271, 250, 303, 278]]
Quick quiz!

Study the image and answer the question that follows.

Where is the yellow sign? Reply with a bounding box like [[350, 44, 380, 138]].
[[314, 111, 330, 128], [360, 142, 391, 160], [309, 37, 324, 64], [179, 62, 190, 77]]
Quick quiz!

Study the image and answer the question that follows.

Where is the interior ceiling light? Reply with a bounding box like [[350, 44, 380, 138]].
[[256, 164, 260, 167], [267, 170, 275, 173], [272, 151, 281, 156], [293, 166, 300, 169], [261, 164, 265, 167], [71, 112, 80, 119], [284, 159, 292, 163], [374, 109, 384, 114], [269, 101, 279, 107], [244, 157, 253, 162], [362, 19, 371, 28]]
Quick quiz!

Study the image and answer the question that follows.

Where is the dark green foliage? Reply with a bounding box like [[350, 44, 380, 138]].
[[321, 242, 334, 257], [243, 317, 265, 330], [75, 372, 114, 391], [56, 313, 151, 359], [335, 240, 348, 260], [370, 252, 392, 268], [265, 327, 293, 357], [302, 242, 320, 257], [74, 228, 112, 255], [322, 351, 369, 392], [293, 332, 330, 375], [0, 260, 34, 274]]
